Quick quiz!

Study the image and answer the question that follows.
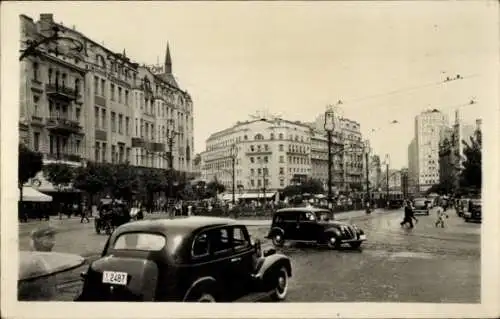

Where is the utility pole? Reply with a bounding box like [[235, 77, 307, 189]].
[[385, 154, 390, 208], [364, 140, 371, 205], [230, 143, 238, 205]]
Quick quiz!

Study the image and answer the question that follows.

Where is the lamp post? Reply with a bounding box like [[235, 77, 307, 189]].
[[384, 154, 390, 208], [230, 143, 238, 205], [324, 107, 336, 207], [166, 119, 179, 199], [364, 140, 371, 205], [258, 158, 267, 206]]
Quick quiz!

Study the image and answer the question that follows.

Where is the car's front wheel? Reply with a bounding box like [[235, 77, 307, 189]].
[[271, 232, 285, 247], [270, 267, 289, 301]]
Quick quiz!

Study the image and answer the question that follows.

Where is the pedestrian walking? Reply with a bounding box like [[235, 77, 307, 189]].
[[435, 205, 448, 228], [400, 200, 418, 228], [80, 201, 90, 223]]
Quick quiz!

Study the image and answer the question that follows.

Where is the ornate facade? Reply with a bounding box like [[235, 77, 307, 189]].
[[19, 14, 194, 185]]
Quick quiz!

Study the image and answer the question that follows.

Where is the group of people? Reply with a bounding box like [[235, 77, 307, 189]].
[[400, 200, 449, 229]]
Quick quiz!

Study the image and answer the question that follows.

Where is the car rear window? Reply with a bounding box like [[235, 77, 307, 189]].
[[113, 233, 166, 251]]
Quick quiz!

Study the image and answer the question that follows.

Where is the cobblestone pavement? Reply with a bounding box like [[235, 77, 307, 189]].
[[18, 208, 480, 302]]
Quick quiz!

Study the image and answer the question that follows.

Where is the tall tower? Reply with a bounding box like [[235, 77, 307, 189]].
[[164, 42, 172, 74]]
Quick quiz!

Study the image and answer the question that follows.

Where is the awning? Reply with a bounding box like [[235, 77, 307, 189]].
[[19, 187, 53, 202], [221, 192, 277, 200]]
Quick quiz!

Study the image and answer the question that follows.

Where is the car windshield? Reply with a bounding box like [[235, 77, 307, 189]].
[[113, 233, 166, 251]]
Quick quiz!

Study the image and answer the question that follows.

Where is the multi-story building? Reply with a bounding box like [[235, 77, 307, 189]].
[[438, 110, 479, 190], [407, 109, 448, 192], [379, 169, 402, 191], [309, 129, 344, 192], [407, 138, 418, 194], [201, 117, 312, 193], [19, 14, 194, 191], [311, 113, 364, 191]]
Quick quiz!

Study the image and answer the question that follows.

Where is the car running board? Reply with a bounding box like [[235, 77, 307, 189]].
[[235, 291, 272, 302]]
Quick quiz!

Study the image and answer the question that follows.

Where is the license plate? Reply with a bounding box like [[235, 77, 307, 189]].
[[102, 271, 128, 285], [359, 234, 367, 240]]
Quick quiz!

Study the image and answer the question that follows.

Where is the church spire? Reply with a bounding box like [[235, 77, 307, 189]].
[[164, 42, 172, 74]]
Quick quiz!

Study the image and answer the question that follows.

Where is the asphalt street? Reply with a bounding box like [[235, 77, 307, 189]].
[[18, 208, 480, 302]]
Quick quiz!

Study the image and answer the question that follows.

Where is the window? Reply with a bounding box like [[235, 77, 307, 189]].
[[211, 228, 231, 254], [257, 168, 262, 175], [280, 167, 284, 175], [110, 84, 115, 101], [75, 108, 81, 121], [125, 90, 129, 105], [135, 119, 138, 136], [279, 133, 284, 139], [32, 62, 39, 81], [94, 107, 100, 128], [126, 147, 131, 163], [279, 144, 284, 151], [95, 142, 100, 162], [280, 180, 285, 187], [48, 68, 53, 84], [114, 233, 166, 251], [250, 169, 254, 175], [192, 233, 209, 257], [232, 227, 250, 250], [250, 157, 254, 163], [118, 114, 123, 134], [264, 156, 268, 163], [270, 133, 275, 140], [94, 76, 99, 95], [102, 109, 107, 129], [111, 145, 116, 163], [250, 145, 255, 152], [125, 117, 130, 135], [102, 143, 107, 162], [251, 180, 255, 187], [111, 112, 116, 132], [62, 73, 67, 87], [101, 79, 105, 97], [118, 87, 122, 103], [258, 179, 262, 187], [279, 156, 284, 163], [33, 132, 40, 151], [264, 144, 269, 151]]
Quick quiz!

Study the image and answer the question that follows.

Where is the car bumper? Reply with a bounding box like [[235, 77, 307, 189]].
[[341, 234, 367, 243]]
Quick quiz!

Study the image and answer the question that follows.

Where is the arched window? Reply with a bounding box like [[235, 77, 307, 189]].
[[254, 133, 264, 140]]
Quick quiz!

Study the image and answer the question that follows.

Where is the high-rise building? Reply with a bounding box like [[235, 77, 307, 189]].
[[19, 14, 194, 191], [408, 109, 448, 192]]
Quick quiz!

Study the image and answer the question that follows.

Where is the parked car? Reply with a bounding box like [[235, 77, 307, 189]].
[[456, 199, 470, 217], [464, 199, 482, 223], [412, 198, 430, 215], [266, 207, 366, 250], [76, 216, 292, 302]]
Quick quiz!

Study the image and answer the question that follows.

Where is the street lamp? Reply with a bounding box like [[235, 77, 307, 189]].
[[384, 154, 391, 208], [258, 158, 267, 206], [364, 140, 371, 205], [166, 119, 179, 199], [230, 143, 238, 205], [20, 25, 84, 61], [324, 107, 336, 207]]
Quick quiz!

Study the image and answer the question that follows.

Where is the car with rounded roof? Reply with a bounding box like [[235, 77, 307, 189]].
[[76, 216, 292, 302], [266, 207, 366, 249]]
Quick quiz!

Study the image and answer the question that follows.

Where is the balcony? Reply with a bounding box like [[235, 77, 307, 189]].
[[95, 95, 106, 107], [152, 142, 165, 152], [31, 115, 44, 126], [131, 137, 145, 148], [44, 153, 82, 163], [45, 83, 79, 102], [46, 117, 82, 134], [95, 129, 107, 141], [246, 149, 272, 155]]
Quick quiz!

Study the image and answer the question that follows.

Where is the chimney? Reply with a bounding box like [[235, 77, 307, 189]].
[[39, 13, 54, 33]]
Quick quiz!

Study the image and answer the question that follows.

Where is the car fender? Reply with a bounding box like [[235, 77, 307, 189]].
[[324, 227, 341, 237], [254, 253, 292, 281], [182, 276, 217, 301]]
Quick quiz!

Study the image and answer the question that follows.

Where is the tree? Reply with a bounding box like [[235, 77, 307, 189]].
[[459, 129, 481, 191], [206, 177, 225, 197], [426, 178, 454, 195], [43, 163, 75, 192], [193, 153, 202, 167], [18, 143, 43, 201], [73, 162, 112, 202], [109, 163, 140, 200]]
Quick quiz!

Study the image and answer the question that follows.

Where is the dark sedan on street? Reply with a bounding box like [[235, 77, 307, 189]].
[[266, 207, 366, 250], [76, 216, 292, 302], [412, 198, 430, 215]]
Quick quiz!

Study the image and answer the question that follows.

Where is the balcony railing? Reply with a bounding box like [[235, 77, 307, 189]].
[[45, 83, 79, 101], [31, 115, 44, 126], [95, 129, 107, 141], [46, 117, 82, 134], [94, 95, 106, 106], [44, 153, 82, 163]]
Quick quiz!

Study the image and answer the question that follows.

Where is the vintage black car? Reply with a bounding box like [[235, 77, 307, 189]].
[[266, 207, 366, 249], [76, 216, 292, 302], [412, 198, 430, 215], [464, 199, 482, 222]]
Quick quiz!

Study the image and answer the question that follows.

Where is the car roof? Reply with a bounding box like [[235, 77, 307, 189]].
[[116, 216, 238, 235], [276, 207, 331, 214]]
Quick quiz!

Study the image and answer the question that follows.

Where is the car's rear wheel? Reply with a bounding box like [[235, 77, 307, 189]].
[[270, 267, 288, 301], [272, 232, 285, 247], [197, 293, 216, 302]]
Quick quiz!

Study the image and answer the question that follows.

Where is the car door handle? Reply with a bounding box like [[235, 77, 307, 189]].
[[231, 257, 242, 262]]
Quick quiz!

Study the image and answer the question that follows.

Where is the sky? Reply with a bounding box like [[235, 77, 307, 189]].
[[5, 1, 498, 169]]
